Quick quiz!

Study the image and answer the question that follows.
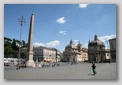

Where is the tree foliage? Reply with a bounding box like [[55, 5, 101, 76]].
[[4, 37, 27, 58]]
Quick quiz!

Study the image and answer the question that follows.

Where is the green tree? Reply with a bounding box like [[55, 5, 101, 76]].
[[4, 37, 12, 46], [4, 46, 13, 58], [15, 39, 21, 46], [4, 37, 12, 57], [12, 39, 19, 51], [4, 37, 27, 58], [22, 40, 27, 47]]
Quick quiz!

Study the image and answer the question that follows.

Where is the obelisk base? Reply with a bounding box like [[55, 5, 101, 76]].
[[26, 60, 35, 68]]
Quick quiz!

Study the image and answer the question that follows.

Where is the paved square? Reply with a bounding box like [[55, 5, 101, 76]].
[[4, 63, 116, 79]]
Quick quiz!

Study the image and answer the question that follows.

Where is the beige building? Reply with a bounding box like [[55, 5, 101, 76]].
[[82, 48, 88, 62], [63, 40, 88, 64], [88, 35, 111, 63], [20, 46, 62, 63], [109, 38, 116, 62]]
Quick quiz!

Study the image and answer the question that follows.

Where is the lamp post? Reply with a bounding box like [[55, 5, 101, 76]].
[[16, 16, 26, 70]]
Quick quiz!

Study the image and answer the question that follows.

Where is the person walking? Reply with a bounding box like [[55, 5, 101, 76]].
[[91, 62, 97, 75]]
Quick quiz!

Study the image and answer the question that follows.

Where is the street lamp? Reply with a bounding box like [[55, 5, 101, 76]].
[[16, 16, 26, 70]]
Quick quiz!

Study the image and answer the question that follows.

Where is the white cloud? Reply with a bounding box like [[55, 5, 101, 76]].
[[98, 35, 116, 42], [74, 40, 79, 43], [79, 4, 89, 8], [62, 48, 65, 51], [73, 40, 79, 45], [83, 43, 88, 48], [46, 40, 60, 47], [59, 31, 66, 35], [33, 43, 45, 47], [74, 40, 78, 44], [33, 40, 60, 47], [56, 17, 66, 24], [98, 35, 116, 49]]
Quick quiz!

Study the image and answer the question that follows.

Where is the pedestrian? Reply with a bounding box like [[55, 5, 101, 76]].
[[91, 62, 97, 75]]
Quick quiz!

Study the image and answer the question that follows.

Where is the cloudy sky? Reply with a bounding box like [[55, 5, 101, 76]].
[[4, 4, 116, 52]]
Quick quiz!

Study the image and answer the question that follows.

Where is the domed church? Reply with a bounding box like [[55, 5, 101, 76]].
[[88, 35, 111, 63], [63, 40, 87, 64]]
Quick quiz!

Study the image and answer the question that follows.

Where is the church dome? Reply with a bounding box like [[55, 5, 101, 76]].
[[65, 44, 77, 49], [77, 41, 82, 47], [65, 40, 77, 50], [89, 35, 105, 46]]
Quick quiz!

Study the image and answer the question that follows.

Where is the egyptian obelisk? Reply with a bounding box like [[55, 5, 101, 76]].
[[26, 13, 35, 67]]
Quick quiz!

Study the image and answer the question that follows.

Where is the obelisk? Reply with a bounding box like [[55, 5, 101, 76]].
[[26, 13, 35, 67]]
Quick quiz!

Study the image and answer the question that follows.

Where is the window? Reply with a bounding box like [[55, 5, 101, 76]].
[[100, 47, 102, 49]]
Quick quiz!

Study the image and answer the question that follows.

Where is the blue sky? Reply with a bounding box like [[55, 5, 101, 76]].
[[4, 4, 116, 52]]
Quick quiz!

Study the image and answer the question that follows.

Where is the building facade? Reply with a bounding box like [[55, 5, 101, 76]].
[[88, 35, 111, 63], [20, 46, 62, 63], [63, 40, 88, 63], [109, 38, 116, 62], [82, 48, 88, 62]]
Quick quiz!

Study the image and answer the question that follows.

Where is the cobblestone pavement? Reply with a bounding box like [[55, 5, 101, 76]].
[[4, 63, 116, 80]]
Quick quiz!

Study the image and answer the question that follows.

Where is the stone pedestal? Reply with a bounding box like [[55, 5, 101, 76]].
[[26, 60, 35, 67]]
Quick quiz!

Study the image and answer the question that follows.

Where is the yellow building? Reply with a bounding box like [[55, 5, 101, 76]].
[[82, 48, 88, 62]]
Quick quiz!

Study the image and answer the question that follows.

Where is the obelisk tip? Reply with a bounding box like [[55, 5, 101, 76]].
[[32, 9, 34, 15]]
